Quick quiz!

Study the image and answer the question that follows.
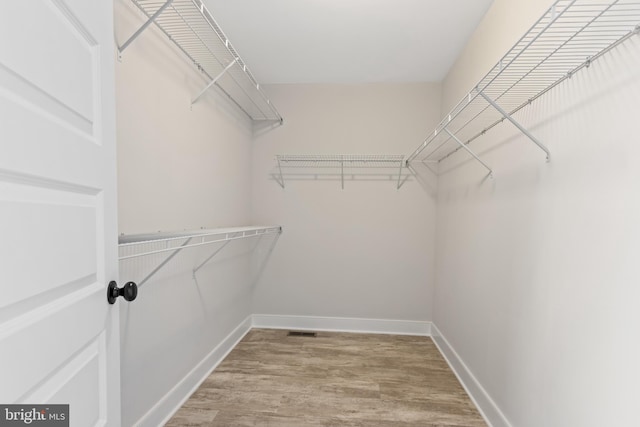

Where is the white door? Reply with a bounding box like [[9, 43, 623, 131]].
[[0, 1, 122, 426]]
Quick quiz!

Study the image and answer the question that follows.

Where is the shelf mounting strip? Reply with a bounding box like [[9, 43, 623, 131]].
[[275, 154, 407, 190], [118, 0, 283, 122], [407, 0, 640, 174]]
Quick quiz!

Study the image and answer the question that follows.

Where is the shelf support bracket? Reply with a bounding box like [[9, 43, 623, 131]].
[[137, 236, 192, 289], [192, 238, 233, 276], [444, 128, 493, 178], [191, 58, 238, 105], [118, 0, 173, 57], [479, 90, 550, 162], [276, 157, 285, 189], [341, 158, 344, 190], [420, 159, 438, 176], [251, 231, 281, 286], [396, 158, 404, 189]]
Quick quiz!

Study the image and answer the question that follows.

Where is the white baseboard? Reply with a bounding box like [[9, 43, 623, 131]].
[[134, 315, 253, 427], [252, 314, 431, 336], [430, 323, 511, 427]]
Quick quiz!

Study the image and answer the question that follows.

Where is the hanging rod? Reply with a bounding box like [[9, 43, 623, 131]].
[[118, 0, 283, 123], [275, 154, 407, 190], [406, 0, 640, 173]]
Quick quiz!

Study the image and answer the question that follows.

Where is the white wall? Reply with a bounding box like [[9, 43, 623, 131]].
[[115, 2, 253, 235], [251, 83, 440, 322], [433, 1, 640, 426], [118, 239, 260, 426], [114, 1, 266, 424]]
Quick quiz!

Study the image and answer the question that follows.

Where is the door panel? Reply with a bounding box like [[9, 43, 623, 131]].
[[0, 188, 98, 307], [0, 61, 93, 135], [0, 95, 99, 183], [0, 1, 95, 124], [23, 335, 107, 427], [0, 0, 120, 425], [0, 288, 107, 402]]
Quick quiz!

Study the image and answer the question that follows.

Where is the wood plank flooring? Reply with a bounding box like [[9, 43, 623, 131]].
[[166, 329, 486, 426]]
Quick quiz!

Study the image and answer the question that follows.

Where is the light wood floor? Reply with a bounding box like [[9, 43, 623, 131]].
[[166, 329, 486, 427]]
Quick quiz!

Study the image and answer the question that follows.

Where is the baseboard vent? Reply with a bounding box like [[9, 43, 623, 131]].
[[287, 331, 317, 337]]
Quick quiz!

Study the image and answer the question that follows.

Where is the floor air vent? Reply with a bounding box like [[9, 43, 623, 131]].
[[287, 331, 317, 337]]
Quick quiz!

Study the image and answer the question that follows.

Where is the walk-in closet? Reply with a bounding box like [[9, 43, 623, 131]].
[[2, 0, 640, 426]]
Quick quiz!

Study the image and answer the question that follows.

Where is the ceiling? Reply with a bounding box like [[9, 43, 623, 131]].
[[203, 0, 494, 84]]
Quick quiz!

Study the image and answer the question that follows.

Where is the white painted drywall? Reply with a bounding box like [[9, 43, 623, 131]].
[[114, 1, 270, 424], [117, 240, 259, 426], [251, 83, 440, 322], [115, 1, 253, 235], [433, 1, 640, 426]]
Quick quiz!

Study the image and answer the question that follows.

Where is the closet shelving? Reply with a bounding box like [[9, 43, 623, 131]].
[[119, 226, 282, 287], [407, 0, 640, 175], [275, 154, 407, 190], [119, 0, 283, 123]]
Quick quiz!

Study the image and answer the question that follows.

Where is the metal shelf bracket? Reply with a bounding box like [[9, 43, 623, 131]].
[[191, 230, 256, 277], [478, 91, 550, 162], [191, 58, 238, 105], [276, 157, 285, 189], [118, 0, 173, 58], [137, 236, 192, 289], [443, 128, 493, 178], [396, 160, 404, 189]]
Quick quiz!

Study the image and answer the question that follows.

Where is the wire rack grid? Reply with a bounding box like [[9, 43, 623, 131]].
[[274, 154, 408, 189], [125, 0, 282, 122], [407, 0, 640, 167]]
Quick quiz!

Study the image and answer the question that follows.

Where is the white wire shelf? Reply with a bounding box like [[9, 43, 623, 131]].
[[118, 226, 282, 288], [119, 226, 282, 260], [407, 0, 640, 175], [119, 0, 282, 123], [118, 226, 282, 289], [275, 154, 407, 189]]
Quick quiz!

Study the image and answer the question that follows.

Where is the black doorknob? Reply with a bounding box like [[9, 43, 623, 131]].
[[107, 281, 138, 304]]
